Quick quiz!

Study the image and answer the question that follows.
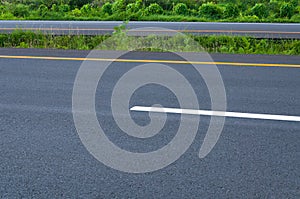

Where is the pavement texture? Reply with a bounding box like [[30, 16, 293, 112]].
[[0, 48, 299, 198]]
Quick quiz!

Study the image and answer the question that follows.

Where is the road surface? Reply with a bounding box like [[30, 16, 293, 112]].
[[0, 48, 299, 198], [0, 20, 300, 38]]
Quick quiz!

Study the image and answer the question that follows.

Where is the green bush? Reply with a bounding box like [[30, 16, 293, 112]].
[[71, 8, 82, 17], [0, 0, 299, 23], [173, 3, 188, 16], [251, 3, 269, 18], [112, 0, 126, 13], [291, 14, 300, 22], [12, 4, 30, 18], [0, 5, 7, 14], [0, 12, 15, 19], [144, 3, 163, 16], [237, 15, 260, 22], [199, 2, 223, 19], [126, 0, 142, 13], [38, 4, 48, 17], [291, 40, 300, 54], [280, 3, 295, 18], [224, 3, 239, 18], [269, 0, 281, 16], [70, 0, 93, 9], [80, 4, 92, 15], [125, 0, 143, 20], [51, 4, 59, 12], [59, 4, 70, 13], [126, 3, 136, 13], [101, 2, 112, 15], [291, 0, 299, 8]]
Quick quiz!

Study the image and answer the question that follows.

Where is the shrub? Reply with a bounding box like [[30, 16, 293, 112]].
[[70, 0, 93, 9], [269, 0, 281, 16], [80, 4, 92, 15], [12, 4, 30, 18], [71, 8, 82, 17], [126, 0, 142, 13], [38, 4, 48, 17], [280, 3, 295, 18], [199, 2, 223, 19], [112, 0, 126, 13], [224, 3, 240, 18], [0, 5, 7, 14], [291, 40, 300, 54], [126, 3, 136, 13], [291, 0, 299, 8], [251, 3, 269, 18], [101, 2, 112, 15], [144, 3, 163, 16], [291, 14, 300, 22], [51, 4, 59, 12], [238, 15, 260, 22], [173, 3, 188, 16], [59, 4, 70, 13], [125, 0, 143, 20]]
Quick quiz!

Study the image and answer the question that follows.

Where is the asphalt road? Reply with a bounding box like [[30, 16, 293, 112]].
[[1, 20, 300, 38], [0, 48, 299, 198]]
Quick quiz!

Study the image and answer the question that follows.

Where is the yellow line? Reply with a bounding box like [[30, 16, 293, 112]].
[[0, 55, 299, 68]]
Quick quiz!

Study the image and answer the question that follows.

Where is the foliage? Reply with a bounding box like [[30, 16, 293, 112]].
[[125, 0, 143, 19], [59, 4, 70, 12], [38, 4, 48, 17], [70, 0, 93, 9], [173, 3, 188, 15], [112, 0, 126, 13], [71, 8, 81, 17], [0, 0, 299, 22], [280, 3, 295, 18], [12, 4, 30, 18], [102, 2, 112, 15], [199, 2, 223, 19], [144, 3, 163, 16], [250, 3, 269, 18], [224, 3, 239, 18], [1, 30, 299, 55], [80, 4, 92, 15]]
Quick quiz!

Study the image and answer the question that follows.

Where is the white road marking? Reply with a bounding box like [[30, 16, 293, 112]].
[[130, 106, 300, 122]]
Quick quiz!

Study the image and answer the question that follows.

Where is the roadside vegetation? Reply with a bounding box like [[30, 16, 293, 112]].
[[1, 30, 299, 55], [0, 0, 299, 23]]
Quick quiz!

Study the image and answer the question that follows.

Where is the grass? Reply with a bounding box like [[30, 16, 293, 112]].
[[0, 30, 109, 50], [0, 30, 299, 55]]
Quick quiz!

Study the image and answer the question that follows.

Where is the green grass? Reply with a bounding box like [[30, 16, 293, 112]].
[[0, 30, 109, 50], [0, 30, 299, 55]]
